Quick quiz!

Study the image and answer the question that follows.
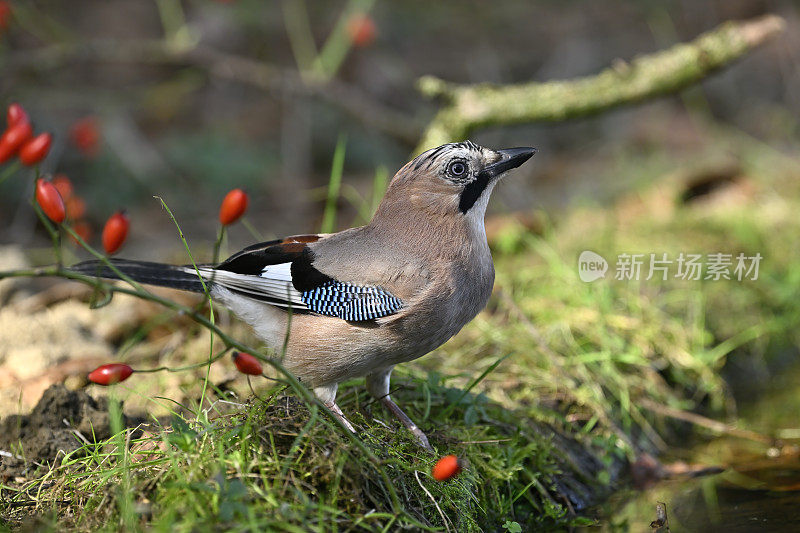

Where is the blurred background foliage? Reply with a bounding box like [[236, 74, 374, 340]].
[[1, 1, 800, 529], [0, 0, 796, 258]]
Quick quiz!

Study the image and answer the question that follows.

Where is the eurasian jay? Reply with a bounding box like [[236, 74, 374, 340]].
[[72, 141, 536, 449]]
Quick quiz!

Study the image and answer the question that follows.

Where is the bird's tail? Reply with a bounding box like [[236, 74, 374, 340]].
[[69, 259, 209, 293]]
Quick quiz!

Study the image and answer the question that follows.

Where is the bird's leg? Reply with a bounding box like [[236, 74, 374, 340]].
[[366, 367, 432, 451], [314, 384, 355, 433]]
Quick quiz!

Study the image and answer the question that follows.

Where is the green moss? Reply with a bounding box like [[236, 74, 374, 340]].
[[7, 129, 800, 531]]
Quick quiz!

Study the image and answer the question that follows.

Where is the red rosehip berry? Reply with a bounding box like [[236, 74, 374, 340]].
[[432, 455, 462, 481], [232, 351, 263, 375], [52, 174, 73, 201], [69, 116, 100, 157], [65, 196, 87, 220], [70, 220, 92, 245], [35, 178, 66, 224], [0, 2, 11, 32], [102, 211, 129, 255], [88, 363, 134, 386], [0, 121, 33, 163], [0, 140, 13, 164], [219, 188, 249, 226], [6, 103, 28, 127], [347, 14, 376, 48], [19, 132, 52, 166]]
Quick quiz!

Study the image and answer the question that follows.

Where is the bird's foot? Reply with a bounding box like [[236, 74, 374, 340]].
[[325, 400, 356, 433], [380, 397, 433, 451], [314, 384, 356, 433]]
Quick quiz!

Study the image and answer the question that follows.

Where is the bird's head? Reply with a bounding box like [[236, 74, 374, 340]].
[[377, 141, 536, 222]]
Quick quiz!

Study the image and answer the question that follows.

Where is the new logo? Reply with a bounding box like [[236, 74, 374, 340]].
[[578, 250, 608, 282]]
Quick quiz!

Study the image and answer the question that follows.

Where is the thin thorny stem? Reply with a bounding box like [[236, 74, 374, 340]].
[[212, 224, 225, 265], [0, 179, 420, 517], [0, 264, 409, 516]]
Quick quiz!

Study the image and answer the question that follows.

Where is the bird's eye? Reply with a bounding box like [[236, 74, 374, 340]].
[[448, 160, 467, 178]]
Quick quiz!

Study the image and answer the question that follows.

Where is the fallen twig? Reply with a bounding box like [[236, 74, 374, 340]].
[[414, 470, 453, 533], [639, 397, 774, 445]]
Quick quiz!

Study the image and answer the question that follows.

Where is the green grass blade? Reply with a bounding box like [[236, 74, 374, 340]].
[[320, 135, 347, 234]]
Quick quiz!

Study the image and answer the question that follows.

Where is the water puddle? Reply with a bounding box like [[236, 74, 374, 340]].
[[589, 363, 800, 531], [594, 446, 800, 531]]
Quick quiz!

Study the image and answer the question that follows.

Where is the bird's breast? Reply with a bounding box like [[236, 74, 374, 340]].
[[449, 248, 495, 326], [382, 245, 495, 364]]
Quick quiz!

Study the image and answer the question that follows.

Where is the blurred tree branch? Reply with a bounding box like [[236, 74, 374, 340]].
[[186, 46, 423, 143], [2, 15, 784, 152], [3, 40, 423, 144], [415, 14, 785, 153]]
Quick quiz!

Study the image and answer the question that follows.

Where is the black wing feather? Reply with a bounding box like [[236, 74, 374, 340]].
[[213, 234, 405, 321]]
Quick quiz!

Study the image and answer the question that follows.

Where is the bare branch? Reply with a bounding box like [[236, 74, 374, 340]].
[[415, 15, 786, 153], [3, 15, 784, 155], [3, 40, 422, 144], [185, 46, 421, 143]]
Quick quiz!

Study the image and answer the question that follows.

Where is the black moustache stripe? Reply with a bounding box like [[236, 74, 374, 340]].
[[459, 172, 490, 214]]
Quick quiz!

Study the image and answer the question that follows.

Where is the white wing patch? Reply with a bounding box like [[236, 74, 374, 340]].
[[190, 265, 308, 309], [260, 263, 293, 282]]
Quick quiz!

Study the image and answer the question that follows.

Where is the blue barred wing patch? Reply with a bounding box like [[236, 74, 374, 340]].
[[301, 281, 403, 321]]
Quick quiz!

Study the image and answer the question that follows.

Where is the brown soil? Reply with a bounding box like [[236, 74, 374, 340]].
[[0, 384, 123, 479]]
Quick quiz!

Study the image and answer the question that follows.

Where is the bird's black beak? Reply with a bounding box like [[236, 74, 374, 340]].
[[483, 147, 537, 179]]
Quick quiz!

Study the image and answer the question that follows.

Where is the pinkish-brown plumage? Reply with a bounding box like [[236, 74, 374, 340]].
[[70, 141, 536, 449]]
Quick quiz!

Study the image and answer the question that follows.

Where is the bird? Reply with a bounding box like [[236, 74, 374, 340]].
[[71, 141, 536, 449]]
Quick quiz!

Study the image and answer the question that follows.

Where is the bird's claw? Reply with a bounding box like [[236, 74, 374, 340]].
[[325, 401, 356, 433], [380, 397, 433, 451]]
